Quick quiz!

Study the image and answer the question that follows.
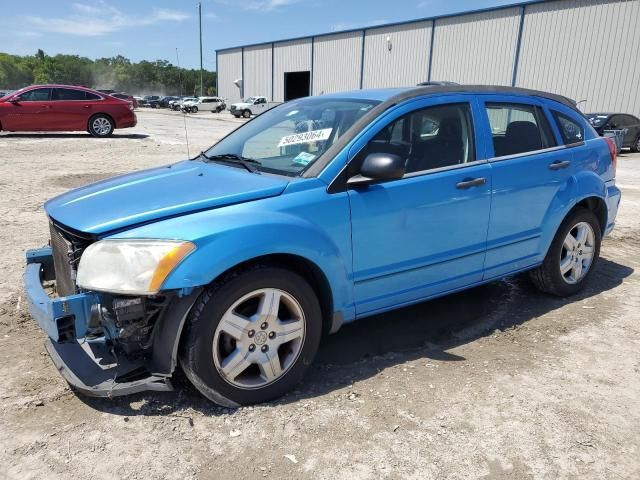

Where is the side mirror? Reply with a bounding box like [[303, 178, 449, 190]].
[[347, 153, 405, 186], [8, 97, 19, 103]]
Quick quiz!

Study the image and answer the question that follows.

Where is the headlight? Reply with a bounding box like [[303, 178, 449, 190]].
[[76, 240, 195, 295]]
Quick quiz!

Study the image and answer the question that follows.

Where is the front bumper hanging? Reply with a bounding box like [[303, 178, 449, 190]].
[[23, 247, 173, 397]]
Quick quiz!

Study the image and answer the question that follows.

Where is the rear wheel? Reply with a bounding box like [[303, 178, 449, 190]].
[[530, 207, 601, 296], [88, 114, 114, 137], [630, 135, 640, 153], [180, 266, 322, 407]]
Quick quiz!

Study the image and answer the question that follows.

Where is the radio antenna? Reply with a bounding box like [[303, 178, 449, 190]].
[[176, 47, 191, 158]]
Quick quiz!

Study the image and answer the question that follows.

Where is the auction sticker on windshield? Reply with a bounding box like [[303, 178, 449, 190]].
[[278, 128, 332, 147]]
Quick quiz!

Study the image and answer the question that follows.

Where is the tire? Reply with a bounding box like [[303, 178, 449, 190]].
[[180, 266, 322, 407], [242, 110, 251, 118], [529, 207, 601, 297], [191, 106, 198, 113], [88, 114, 114, 137], [630, 135, 640, 153]]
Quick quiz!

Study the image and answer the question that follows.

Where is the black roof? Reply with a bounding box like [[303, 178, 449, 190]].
[[396, 84, 579, 111]]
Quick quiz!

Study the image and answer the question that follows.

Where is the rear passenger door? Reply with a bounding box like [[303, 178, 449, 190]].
[[347, 96, 492, 316], [50, 88, 96, 130], [478, 96, 573, 279]]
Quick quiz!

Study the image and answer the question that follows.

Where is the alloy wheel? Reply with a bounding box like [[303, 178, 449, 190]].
[[212, 288, 306, 389], [92, 117, 111, 136], [560, 221, 595, 284]]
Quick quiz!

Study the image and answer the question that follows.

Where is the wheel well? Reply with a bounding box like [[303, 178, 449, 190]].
[[574, 196, 607, 234], [215, 254, 334, 336], [87, 112, 115, 130]]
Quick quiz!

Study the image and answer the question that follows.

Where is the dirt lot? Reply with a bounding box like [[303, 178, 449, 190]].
[[0, 109, 639, 480]]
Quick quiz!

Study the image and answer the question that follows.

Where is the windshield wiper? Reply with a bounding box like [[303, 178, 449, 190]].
[[200, 152, 262, 173]]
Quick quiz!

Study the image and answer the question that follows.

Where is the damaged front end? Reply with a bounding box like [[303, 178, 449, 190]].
[[24, 222, 200, 398]]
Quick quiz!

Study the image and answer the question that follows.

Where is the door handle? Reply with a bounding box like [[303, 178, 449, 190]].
[[456, 177, 486, 189], [548, 160, 571, 170], [83, 105, 91, 109]]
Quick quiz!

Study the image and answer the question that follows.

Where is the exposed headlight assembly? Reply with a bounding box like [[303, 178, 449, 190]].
[[76, 240, 195, 295]]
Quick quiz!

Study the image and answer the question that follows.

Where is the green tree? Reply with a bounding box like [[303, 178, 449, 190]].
[[0, 49, 217, 96]]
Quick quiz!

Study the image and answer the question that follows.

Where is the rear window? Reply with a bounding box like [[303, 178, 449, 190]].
[[553, 111, 584, 145]]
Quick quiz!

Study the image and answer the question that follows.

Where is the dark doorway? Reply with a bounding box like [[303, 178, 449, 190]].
[[284, 71, 310, 101]]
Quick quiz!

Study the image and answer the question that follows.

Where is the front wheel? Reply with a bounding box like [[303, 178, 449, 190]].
[[530, 207, 601, 296], [191, 106, 198, 113], [180, 267, 322, 407], [630, 135, 640, 153], [88, 114, 114, 137], [242, 110, 251, 118]]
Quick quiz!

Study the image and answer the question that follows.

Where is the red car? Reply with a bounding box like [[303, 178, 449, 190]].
[[0, 85, 137, 137]]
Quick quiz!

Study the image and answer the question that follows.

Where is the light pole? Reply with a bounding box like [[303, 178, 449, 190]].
[[199, 2, 203, 97]]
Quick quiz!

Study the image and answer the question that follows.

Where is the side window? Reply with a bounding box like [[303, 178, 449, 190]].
[[85, 92, 101, 100], [607, 115, 622, 129], [52, 88, 86, 101], [17, 88, 50, 101], [553, 111, 584, 145], [355, 103, 475, 175], [485, 103, 556, 157]]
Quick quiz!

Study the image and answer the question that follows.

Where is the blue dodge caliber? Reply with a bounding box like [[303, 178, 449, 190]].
[[24, 86, 621, 406]]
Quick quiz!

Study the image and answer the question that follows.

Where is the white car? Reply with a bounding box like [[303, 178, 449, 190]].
[[169, 97, 196, 111], [181, 96, 226, 114], [230, 96, 281, 118]]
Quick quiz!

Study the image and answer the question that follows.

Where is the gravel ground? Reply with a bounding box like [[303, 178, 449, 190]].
[[0, 109, 639, 480]]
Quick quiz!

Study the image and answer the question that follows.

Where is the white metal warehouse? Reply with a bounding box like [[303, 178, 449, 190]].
[[216, 0, 640, 115]]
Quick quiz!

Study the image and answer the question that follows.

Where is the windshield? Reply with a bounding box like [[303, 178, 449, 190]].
[[586, 114, 609, 127], [204, 97, 379, 176]]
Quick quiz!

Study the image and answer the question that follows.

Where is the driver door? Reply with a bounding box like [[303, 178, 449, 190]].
[[4, 87, 53, 131], [346, 96, 492, 317]]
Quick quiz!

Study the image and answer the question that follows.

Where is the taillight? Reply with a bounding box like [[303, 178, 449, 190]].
[[604, 136, 617, 177]]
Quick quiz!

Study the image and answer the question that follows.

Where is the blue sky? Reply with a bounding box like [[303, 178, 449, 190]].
[[1, 0, 524, 70]]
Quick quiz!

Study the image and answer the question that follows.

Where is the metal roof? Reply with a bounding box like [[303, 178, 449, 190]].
[[216, 0, 554, 53]]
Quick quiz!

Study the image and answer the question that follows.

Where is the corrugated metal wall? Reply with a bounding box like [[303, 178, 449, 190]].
[[273, 39, 312, 102], [430, 7, 521, 85], [217, 0, 640, 116], [217, 48, 242, 103], [313, 32, 363, 95], [243, 44, 273, 100], [516, 0, 640, 115], [362, 22, 432, 88]]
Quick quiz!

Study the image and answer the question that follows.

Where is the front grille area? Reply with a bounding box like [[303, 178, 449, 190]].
[[49, 222, 92, 297]]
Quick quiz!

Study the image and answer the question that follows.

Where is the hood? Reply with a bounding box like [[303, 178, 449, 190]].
[[232, 102, 251, 108], [45, 160, 289, 235]]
